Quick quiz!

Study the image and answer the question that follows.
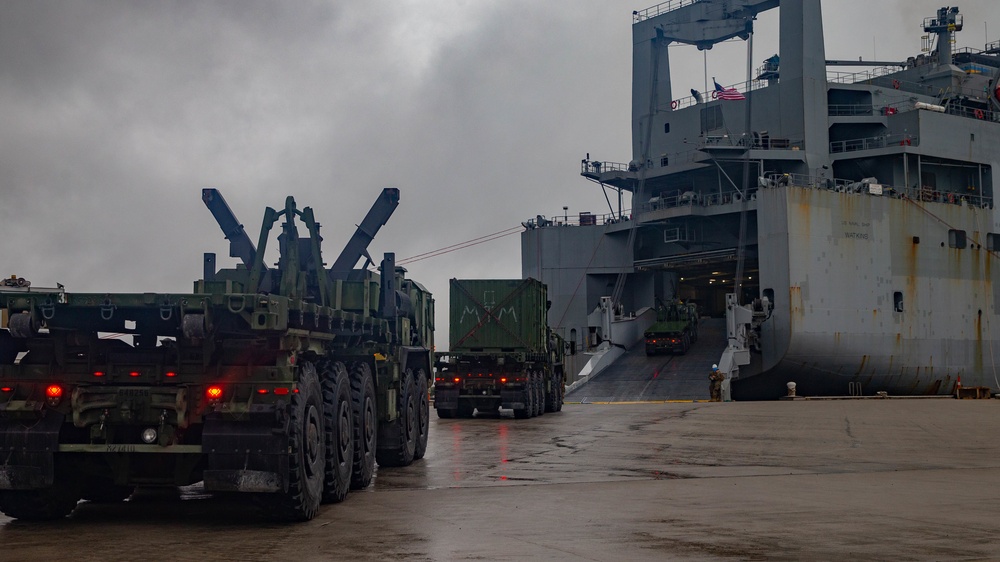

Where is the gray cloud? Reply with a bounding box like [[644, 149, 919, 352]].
[[1, 0, 993, 345]]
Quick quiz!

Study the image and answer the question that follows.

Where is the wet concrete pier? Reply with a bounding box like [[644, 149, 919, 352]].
[[3, 399, 999, 560]]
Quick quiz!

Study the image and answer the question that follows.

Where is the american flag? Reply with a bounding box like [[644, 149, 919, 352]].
[[714, 80, 746, 101]]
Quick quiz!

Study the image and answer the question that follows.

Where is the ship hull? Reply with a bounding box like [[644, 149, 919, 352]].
[[735, 184, 999, 398]]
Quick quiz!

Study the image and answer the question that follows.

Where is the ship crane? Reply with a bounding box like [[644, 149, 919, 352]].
[[640, 0, 778, 48]]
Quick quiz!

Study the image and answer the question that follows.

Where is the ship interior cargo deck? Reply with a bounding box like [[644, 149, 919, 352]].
[[565, 318, 726, 403]]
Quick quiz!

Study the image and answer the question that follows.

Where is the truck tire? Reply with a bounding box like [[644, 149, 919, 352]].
[[534, 373, 545, 417], [555, 376, 565, 412], [348, 361, 377, 490], [436, 407, 456, 419], [375, 368, 417, 468], [0, 464, 82, 521], [321, 361, 353, 504], [544, 373, 557, 413], [525, 375, 537, 419], [0, 488, 80, 521], [528, 373, 536, 416], [413, 369, 430, 460], [531, 375, 539, 418], [513, 375, 531, 419], [260, 361, 325, 521]]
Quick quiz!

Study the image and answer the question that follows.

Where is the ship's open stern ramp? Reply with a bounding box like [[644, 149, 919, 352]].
[[565, 319, 726, 403]]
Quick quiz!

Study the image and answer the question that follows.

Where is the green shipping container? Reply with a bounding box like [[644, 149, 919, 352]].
[[449, 278, 548, 354]]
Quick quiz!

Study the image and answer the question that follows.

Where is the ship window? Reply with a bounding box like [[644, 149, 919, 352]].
[[893, 291, 904, 312], [912, 236, 920, 244], [660, 156, 669, 167], [948, 229, 967, 249], [988, 233, 1000, 251]]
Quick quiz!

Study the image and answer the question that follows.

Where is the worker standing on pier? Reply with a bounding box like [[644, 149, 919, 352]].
[[709, 364, 723, 402]]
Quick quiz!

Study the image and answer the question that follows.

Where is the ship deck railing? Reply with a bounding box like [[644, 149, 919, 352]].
[[523, 210, 633, 229], [668, 79, 767, 111], [639, 187, 753, 215], [671, 51, 998, 110], [828, 68, 993, 101], [828, 104, 875, 117], [701, 133, 804, 151], [827, 66, 900, 87], [581, 160, 634, 176], [939, 103, 996, 122], [554, 169, 994, 230], [633, 0, 699, 23], [833, 99, 996, 122], [830, 132, 918, 154], [761, 173, 994, 209], [591, 132, 806, 175], [635, 134, 804, 170]]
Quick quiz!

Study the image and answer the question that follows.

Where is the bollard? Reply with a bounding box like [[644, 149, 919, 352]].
[[786, 381, 797, 397]]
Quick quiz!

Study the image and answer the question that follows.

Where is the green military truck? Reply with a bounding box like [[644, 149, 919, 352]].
[[644, 300, 699, 355], [433, 278, 564, 419], [0, 188, 433, 521]]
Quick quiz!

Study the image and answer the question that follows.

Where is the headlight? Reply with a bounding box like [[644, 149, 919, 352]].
[[141, 428, 158, 444]]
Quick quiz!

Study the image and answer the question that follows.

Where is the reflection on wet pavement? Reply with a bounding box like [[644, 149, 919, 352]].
[[4, 401, 1000, 561]]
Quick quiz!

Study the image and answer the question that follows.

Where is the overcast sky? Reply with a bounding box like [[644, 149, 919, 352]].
[[1, 0, 995, 347]]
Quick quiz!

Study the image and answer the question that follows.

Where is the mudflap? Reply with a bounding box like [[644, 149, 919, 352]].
[[202, 415, 288, 493], [501, 388, 527, 410], [434, 387, 459, 411], [0, 412, 63, 490]]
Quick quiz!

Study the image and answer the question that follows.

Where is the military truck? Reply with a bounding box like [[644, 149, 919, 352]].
[[644, 300, 698, 356], [0, 188, 433, 521], [433, 278, 564, 419]]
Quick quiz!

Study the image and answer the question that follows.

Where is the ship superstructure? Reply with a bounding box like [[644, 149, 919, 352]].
[[523, 1, 1000, 398]]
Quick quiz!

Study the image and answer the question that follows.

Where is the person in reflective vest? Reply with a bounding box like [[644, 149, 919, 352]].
[[709, 364, 723, 402]]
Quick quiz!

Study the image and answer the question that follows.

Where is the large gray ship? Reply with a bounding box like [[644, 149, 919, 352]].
[[523, 1, 1000, 399]]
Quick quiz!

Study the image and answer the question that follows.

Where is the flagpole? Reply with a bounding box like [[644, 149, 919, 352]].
[[734, 19, 754, 305], [703, 50, 708, 102]]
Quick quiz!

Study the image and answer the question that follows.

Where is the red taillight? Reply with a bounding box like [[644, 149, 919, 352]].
[[453, 377, 461, 384], [93, 371, 105, 377], [165, 371, 177, 378], [257, 388, 269, 395], [129, 371, 141, 378], [46, 385, 63, 398], [206, 385, 223, 400], [1, 387, 12, 393], [500, 377, 507, 384], [273, 387, 290, 396]]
